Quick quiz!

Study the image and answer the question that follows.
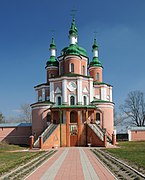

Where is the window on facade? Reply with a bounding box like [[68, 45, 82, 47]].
[[70, 63, 74, 73], [70, 96, 75, 105], [58, 96, 61, 105], [84, 96, 87, 105], [70, 111, 77, 123], [96, 113, 100, 125], [82, 66, 85, 75], [96, 73, 100, 81]]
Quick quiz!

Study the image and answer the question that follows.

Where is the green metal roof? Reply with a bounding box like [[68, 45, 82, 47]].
[[69, 18, 78, 36], [92, 38, 98, 50], [93, 82, 112, 87], [50, 38, 56, 49], [89, 57, 103, 67], [61, 44, 88, 57], [46, 56, 59, 67]]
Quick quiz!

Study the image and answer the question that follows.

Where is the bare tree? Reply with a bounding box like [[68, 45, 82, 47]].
[[19, 103, 32, 123], [0, 112, 5, 123], [120, 91, 145, 127]]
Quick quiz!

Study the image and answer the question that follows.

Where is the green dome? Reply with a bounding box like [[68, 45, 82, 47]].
[[92, 38, 98, 50], [46, 56, 59, 67], [61, 44, 87, 57], [89, 57, 103, 67], [69, 19, 78, 36], [50, 38, 56, 49]]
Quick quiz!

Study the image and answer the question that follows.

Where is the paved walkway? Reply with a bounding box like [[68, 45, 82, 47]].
[[26, 148, 115, 180]]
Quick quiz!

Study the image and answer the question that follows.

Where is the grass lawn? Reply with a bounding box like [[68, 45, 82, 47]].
[[106, 141, 145, 170], [0, 142, 43, 175]]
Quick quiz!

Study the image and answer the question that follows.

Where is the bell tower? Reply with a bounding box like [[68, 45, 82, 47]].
[[89, 38, 103, 82], [46, 38, 59, 82]]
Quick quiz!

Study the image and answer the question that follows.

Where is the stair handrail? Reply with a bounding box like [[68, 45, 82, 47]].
[[88, 123, 104, 141], [33, 123, 52, 147], [43, 124, 58, 143]]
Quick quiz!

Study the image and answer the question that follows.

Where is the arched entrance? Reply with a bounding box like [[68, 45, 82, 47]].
[[47, 113, 51, 126], [70, 111, 78, 146]]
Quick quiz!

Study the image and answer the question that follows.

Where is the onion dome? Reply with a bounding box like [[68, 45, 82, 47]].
[[89, 38, 103, 67], [69, 18, 78, 37], [46, 38, 59, 67]]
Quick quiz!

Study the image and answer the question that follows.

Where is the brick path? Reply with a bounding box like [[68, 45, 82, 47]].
[[25, 148, 115, 180]]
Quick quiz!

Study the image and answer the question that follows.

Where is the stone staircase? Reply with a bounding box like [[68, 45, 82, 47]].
[[33, 123, 58, 148], [88, 123, 112, 144]]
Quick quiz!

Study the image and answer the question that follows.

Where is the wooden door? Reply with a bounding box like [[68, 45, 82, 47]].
[[70, 135, 78, 146]]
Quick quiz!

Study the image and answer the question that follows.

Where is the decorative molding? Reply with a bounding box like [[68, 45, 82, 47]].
[[55, 87, 61, 94]]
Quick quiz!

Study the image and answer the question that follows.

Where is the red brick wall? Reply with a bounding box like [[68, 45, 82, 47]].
[[131, 130, 145, 141], [87, 126, 105, 147], [0, 126, 32, 145]]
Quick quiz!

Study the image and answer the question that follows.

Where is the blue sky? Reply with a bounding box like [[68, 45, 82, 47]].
[[0, 0, 145, 119]]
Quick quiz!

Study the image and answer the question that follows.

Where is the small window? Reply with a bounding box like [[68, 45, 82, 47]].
[[70, 96, 75, 105], [58, 96, 61, 105], [96, 113, 100, 125], [82, 66, 85, 75], [84, 96, 87, 105], [70, 63, 74, 73], [96, 73, 99, 81]]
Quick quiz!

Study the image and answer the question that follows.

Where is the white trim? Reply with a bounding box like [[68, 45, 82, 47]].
[[49, 76, 93, 82], [101, 87, 107, 101], [35, 85, 49, 91], [50, 49, 56, 56], [55, 87, 61, 94], [96, 105, 114, 109], [42, 88, 45, 101], [31, 105, 50, 110], [89, 79, 93, 102], [50, 82, 54, 102], [62, 79, 67, 104], [110, 87, 113, 102], [77, 79, 82, 104], [46, 66, 58, 70]]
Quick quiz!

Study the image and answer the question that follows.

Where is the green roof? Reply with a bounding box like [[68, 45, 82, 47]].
[[92, 38, 98, 50], [61, 44, 88, 57], [50, 38, 56, 49], [89, 57, 103, 67], [91, 99, 113, 104], [46, 56, 59, 67], [69, 19, 78, 36], [93, 82, 112, 87]]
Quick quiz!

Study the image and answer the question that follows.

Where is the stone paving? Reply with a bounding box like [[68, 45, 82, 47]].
[[25, 148, 115, 180]]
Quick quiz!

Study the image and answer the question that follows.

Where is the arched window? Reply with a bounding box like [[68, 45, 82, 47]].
[[82, 66, 85, 75], [70, 96, 75, 105], [70, 111, 77, 123], [83, 96, 87, 105], [58, 96, 61, 105], [70, 63, 74, 73], [47, 113, 51, 126], [96, 113, 100, 125], [96, 73, 100, 81]]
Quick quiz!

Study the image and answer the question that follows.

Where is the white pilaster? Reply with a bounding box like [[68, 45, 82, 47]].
[[42, 88, 45, 101], [101, 87, 106, 101], [62, 79, 67, 104], [89, 79, 93, 102], [50, 82, 54, 102], [110, 87, 112, 102], [77, 78, 82, 104]]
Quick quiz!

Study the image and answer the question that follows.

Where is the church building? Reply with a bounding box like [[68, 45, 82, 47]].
[[30, 19, 115, 148]]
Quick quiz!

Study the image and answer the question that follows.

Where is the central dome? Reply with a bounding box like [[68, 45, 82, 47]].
[[61, 44, 87, 57]]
